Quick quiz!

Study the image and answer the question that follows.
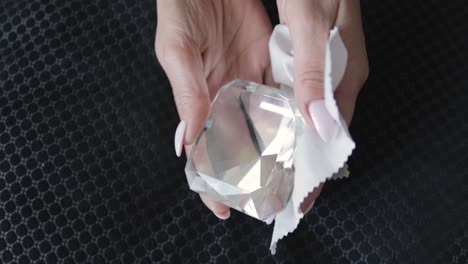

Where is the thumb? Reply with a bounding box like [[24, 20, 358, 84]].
[[287, 1, 338, 142], [155, 38, 210, 157]]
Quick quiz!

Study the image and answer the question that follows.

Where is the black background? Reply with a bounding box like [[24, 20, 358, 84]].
[[0, 0, 467, 263]]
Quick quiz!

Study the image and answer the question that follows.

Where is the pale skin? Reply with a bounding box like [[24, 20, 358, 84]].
[[156, 0, 368, 219]]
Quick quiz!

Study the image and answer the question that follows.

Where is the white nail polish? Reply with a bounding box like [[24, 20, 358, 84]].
[[214, 210, 230, 220], [308, 100, 338, 142], [174, 120, 186, 157]]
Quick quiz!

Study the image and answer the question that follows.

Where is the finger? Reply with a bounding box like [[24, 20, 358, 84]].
[[155, 32, 210, 150], [300, 183, 324, 213], [200, 194, 230, 220], [286, 0, 340, 142], [334, 0, 369, 125]]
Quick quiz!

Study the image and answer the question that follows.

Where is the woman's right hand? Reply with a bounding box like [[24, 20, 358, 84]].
[[155, 0, 274, 219]]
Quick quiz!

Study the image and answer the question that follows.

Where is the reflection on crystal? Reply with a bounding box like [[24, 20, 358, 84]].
[[185, 80, 298, 220]]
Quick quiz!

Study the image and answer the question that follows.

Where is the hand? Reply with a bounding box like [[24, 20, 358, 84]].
[[155, 0, 273, 219], [277, 0, 369, 212]]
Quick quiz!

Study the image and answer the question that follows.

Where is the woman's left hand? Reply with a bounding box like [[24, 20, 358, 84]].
[[276, 0, 369, 212]]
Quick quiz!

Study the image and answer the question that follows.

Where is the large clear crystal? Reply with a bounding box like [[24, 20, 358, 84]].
[[185, 80, 298, 220]]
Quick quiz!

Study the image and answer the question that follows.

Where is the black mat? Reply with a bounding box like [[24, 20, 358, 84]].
[[0, 0, 467, 263]]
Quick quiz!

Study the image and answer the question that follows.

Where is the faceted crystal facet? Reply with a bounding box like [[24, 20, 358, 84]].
[[185, 80, 297, 220]]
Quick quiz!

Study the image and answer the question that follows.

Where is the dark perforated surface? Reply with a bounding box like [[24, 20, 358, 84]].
[[0, 0, 467, 263]]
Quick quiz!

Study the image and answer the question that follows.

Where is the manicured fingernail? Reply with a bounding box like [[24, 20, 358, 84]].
[[174, 120, 186, 157], [308, 100, 338, 142], [214, 210, 230, 220]]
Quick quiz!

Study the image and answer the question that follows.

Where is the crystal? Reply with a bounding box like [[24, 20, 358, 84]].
[[185, 80, 299, 220]]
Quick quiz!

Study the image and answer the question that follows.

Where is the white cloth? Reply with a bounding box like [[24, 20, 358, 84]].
[[268, 24, 355, 254]]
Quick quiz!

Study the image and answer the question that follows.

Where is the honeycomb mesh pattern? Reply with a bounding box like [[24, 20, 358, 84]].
[[0, 0, 467, 263]]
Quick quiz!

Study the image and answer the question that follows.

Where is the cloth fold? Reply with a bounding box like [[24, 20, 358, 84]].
[[268, 24, 355, 254]]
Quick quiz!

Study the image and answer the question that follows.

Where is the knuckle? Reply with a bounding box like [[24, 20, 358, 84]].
[[154, 40, 164, 62], [357, 50, 370, 83], [155, 36, 193, 68], [154, 34, 161, 53], [296, 68, 325, 90], [174, 91, 193, 110], [155, 43, 178, 66], [345, 56, 369, 94], [335, 84, 357, 100], [154, 34, 171, 65], [355, 55, 369, 85], [173, 89, 206, 111]]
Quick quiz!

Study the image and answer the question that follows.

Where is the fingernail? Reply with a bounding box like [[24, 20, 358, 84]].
[[214, 210, 230, 220], [308, 100, 338, 142], [174, 120, 186, 157]]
